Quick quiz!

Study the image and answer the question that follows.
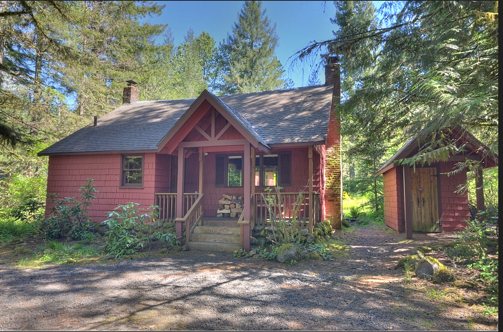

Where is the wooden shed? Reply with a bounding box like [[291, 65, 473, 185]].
[[375, 127, 498, 237]]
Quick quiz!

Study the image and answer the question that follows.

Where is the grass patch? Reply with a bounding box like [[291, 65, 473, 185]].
[[341, 224, 356, 233], [326, 239, 350, 258], [0, 213, 41, 243], [425, 288, 447, 301], [342, 195, 368, 218], [15, 241, 102, 268]]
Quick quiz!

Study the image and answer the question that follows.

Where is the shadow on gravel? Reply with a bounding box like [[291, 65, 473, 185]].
[[0, 248, 493, 330]]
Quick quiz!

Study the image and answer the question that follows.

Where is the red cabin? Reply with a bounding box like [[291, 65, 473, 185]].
[[39, 57, 344, 252]]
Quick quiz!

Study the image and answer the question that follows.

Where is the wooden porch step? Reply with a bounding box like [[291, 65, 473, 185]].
[[191, 233, 241, 244], [203, 219, 239, 227], [188, 241, 240, 253], [194, 226, 240, 236]]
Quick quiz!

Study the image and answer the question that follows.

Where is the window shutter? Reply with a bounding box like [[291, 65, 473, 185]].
[[215, 155, 226, 187], [278, 152, 291, 187]]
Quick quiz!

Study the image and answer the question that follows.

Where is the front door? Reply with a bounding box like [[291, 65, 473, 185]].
[[410, 167, 440, 232]]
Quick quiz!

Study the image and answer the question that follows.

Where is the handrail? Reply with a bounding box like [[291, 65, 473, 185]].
[[175, 193, 205, 246], [155, 193, 200, 221], [237, 210, 247, 224]]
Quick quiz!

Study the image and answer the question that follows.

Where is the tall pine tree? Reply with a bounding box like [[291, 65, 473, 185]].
[[217, 1, 285, 95], [295, 1, 498, 181], [331, 1, 388, 211]]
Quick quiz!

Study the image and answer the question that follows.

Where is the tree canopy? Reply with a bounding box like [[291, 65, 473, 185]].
[[216, 1, 287, 95], [295, 1, 498, 175]]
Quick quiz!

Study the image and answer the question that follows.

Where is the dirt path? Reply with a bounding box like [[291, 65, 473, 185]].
[[0, 225, 498, 330]]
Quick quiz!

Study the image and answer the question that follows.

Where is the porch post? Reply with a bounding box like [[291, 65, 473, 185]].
[[176, 146, 185, 242], [403, 164, 413, 239], [199, 148, 204, 196], [475, 168, 485, 220], [251, 147, 256, 228], [243, 143, 251, 252], [308, 146, 314, 233]]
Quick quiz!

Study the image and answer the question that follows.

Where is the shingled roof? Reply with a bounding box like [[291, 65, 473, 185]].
[[38, 85, 333, 156], [375, 126, 498, 176]]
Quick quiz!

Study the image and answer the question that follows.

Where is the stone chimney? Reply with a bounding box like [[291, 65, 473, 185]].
[[123, 80, 139, 104], [323, 55, 342, 229]]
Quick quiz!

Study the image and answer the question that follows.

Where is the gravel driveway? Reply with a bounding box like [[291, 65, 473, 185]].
[[0, 225, 498, 330]]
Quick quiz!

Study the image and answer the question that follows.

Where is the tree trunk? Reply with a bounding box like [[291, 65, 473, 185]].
[[373, 156, 378, 212], [34, 32, 44, 101], [0, 1, 6, 88]]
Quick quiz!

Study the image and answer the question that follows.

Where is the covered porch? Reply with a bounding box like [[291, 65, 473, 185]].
[[154, 145, 322, 252], [152, 91, 324, 252]]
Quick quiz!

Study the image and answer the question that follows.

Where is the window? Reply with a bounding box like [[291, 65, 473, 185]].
[[227, 156, 243, 187], [255, 154, 279, 186], [216, 155, 243, 188], [122, 155, 143, 187], [217, 152, 291, 188]]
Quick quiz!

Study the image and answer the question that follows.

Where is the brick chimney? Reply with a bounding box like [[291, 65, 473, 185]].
[[323, 55, 342, 229], [123, 80, 139, 104], [324, 55, 340, 86]]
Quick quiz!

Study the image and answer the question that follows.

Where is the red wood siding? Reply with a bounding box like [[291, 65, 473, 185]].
[[45, 153, 157, 223], [218, 125, 245, 140], [382, 162, 468, 233], [155, 154, 171, 193], [439, 161, 469, 232], [317, 144, 327, 221], [383, 167, 403, 232]]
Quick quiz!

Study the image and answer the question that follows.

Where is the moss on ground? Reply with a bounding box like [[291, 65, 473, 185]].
[[396, 254, 420, 269], [432, 265, 456, 283]]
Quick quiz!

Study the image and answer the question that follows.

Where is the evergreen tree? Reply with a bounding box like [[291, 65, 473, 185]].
[[170, 29, 214, 99], [52, 1, 167, 116], [217, 1, 285, 95], [307, 69, 321, 86], [295, 1, 498, 180], [195, 31, 219, 91], [330, 1, 387, 211], [138, 29, 180, 101]]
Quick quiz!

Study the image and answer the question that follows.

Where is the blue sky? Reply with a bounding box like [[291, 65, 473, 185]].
[[146, 1, 339, 88]]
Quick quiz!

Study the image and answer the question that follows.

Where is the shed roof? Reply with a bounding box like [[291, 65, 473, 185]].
[[375, 126, 498, 176], [39, 85, 333, 156]]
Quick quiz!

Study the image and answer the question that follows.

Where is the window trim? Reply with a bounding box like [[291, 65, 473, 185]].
[[255, 152, 291, 188], [120, 154, 144, 189], [216, 154, 244, 188]]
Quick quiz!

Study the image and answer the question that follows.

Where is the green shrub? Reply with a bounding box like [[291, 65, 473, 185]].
[[349, 206, 361, 218], [261, 187, 306, 245], [308, 242, 334, 261], [0, 214, 41, 243], [0, 200, 45, 243], [10, 200, 45, 224], [44, 179, 97, 240], [103, 202, 159, 258], [233, 248, 247, 257], [155, 232, 179, 248], [1, 173, 47, 209], [445, 219, 499, 309], [256, 245, 279, 260]]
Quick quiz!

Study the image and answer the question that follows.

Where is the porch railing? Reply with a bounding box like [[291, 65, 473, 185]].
[[155, 193, 200, 222], [174, 193, 204, 246], [253, 192, 320, 228], [156, 191, 321, 228]]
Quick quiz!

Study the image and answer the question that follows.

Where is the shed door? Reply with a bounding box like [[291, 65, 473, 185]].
[[410, 167, 440, 232]]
